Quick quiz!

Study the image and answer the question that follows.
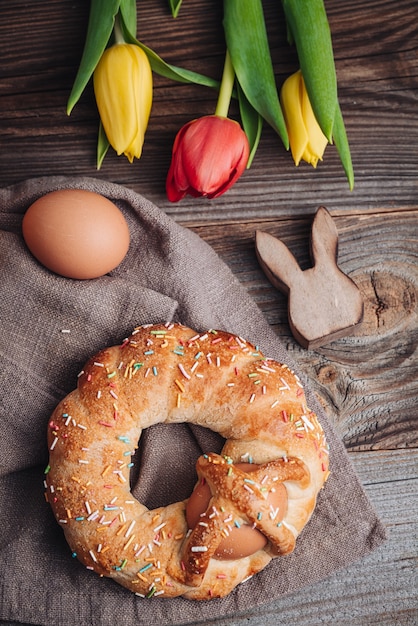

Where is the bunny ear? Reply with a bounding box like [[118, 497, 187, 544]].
[[310, 206, 339, 267], [255, 230, 302, 295]]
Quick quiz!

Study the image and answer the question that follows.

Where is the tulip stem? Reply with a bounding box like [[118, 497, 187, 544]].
[[215, 49, 235, 118], [113, 13, 125, 45]]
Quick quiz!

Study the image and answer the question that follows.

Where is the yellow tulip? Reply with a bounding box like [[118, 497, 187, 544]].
[[280, 70, 328, 167], [93, 43, 152, 163]]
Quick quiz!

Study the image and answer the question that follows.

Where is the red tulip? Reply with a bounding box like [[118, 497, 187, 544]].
[[166, 115, 250, 201]]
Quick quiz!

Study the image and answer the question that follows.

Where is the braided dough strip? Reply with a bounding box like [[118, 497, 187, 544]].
[[181, 453, 309, 586], [45, 323, 330, 600]]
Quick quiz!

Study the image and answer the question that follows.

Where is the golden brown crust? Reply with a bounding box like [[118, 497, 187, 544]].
[[45, 323, 329, 600]]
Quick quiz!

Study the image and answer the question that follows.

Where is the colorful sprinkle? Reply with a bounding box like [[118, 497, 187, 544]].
[[191, 546, 208, 552], [174, 379, 185, 393], [178, 363, 190, 380], [139, 563, 153, 573]]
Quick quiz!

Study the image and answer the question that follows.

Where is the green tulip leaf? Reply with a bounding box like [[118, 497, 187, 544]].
[[223, 0, 289, 150], [119, 16, 220, 90], [67, 0, 121, 114], [119, 0, 137, 38], [332, 103, 354, 190], [169, 0, 183, 18], [237, 85, 263, 169], [281, 0, 337, 142], [97, 121, 110, 170], [282, 0, 353, 187]]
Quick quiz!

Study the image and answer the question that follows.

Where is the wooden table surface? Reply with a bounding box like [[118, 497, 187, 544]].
[[1, 1, 417, 624]]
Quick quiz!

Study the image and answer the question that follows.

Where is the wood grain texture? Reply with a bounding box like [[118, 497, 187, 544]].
[[189, 210, 418, 452], [1, 0, 417, 222], [1, 0, 417, 623]]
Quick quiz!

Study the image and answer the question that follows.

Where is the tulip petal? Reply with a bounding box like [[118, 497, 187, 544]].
[[166, 124, 193, 201], [93, 44, 152, 162], [192, 120, 247, 196], [94, 46, 136, 156], [280, 71, 309, 166], [125, 45, 153, 161], [166, 116, 249, 201], [177, 121, 222, 196], [301, 76, 328, 167]]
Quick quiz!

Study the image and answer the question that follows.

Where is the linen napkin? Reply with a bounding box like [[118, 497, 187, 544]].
[[0, 176, 386, 626]]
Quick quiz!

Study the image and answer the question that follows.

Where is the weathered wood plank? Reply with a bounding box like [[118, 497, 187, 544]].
[[1, 0, 417, 221], [189, 210, 418, 451]]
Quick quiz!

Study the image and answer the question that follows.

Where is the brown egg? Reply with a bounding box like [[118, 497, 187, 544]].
[[186, 462, 288, 560], [22, 189, 130, 279]]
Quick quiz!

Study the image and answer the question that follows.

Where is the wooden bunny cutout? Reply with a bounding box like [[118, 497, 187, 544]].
[[255, 206, 364, 349]]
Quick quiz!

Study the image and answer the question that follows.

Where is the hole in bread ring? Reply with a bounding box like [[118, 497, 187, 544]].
[[45, 323, 329, 600]]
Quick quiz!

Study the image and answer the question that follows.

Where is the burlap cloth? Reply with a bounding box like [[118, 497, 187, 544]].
[[0, 176, 386, 626]]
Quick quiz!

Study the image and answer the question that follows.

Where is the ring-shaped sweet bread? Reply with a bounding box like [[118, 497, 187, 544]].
[[45, 323, 329, 600]]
